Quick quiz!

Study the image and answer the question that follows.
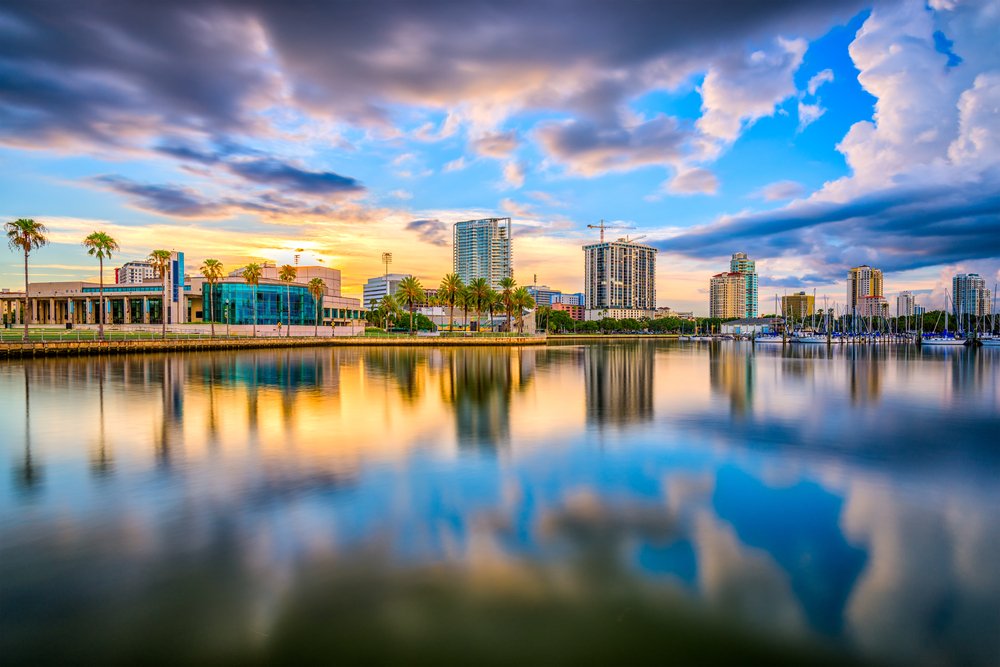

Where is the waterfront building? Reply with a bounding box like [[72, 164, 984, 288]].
[[653, 306, 674, 319], [709, 272, 746, 319], [527, 285, 561, 307], [0, 257, 363, 329], [453, 218, 512, 290], [583, 238, 657, 320], [552, 301, 584, 321], [116, 260, 156, 284], [363, 273, 409, 309], [847, 265, 883, 315], [915, 305, 926, 316], [720, 317, 783, 335], [857, 295, 889, 318], [953, 273, 989, 316], [729, 252, 758, 317], [897, 291, 916, 317], [781, 292, 815, 319], [555, 292, 584, 306]]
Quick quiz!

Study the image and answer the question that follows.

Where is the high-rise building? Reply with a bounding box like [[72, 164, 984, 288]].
[[781, 292, 815, 319], [117, 260, 156, 284], [858, 295, 888, 317], [527, 285, 561, 307], [555, 292, 584, 306], [453, 218, 512, 290], [583, 238, 657, 320], [709, 272, 746, 319], [847, 265, 883, 315], [897, 291, 916, 317], [953, 273, 989, 316], [729, 252, 758, 317]]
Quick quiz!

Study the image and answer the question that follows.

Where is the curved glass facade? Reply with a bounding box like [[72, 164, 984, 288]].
[[203, 283, 321, 326]]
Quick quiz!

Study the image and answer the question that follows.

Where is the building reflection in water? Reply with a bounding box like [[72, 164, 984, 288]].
[[585, 342, 654, 426], [709, 343, 755, 417], [847, 346, 883, 405], [442, 348, 519, 451]]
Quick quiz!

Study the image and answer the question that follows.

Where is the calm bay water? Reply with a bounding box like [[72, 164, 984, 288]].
[[2, 341, 998, 665]]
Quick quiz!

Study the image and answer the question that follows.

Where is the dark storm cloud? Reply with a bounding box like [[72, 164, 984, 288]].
[[654, 171, 1000, 278], [405, 219, 450, 247], [226, 158, 364, 195], [0, 0, 871, 149], [88, 176, 229, 218]]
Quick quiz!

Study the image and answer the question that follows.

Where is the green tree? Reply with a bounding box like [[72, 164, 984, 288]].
[[457, 286, 471, 331], [549, 309, 574, 333], [200, 258, 224, 339], [148, 250, 172, 339], [438, 273, 464, 332], [379, 293, 401, 330], [308, 277, 325, 336], [468, 277, 491, 330], [81, 232, 120, 341], [279, 264, 297, 336], [397, 276, 425, 334], [4, 218, 48, 341], [483, 287, 499, 332], [242, 263, 263, 337], [499, 276, 516, 332], [512, 286, 535, 333]]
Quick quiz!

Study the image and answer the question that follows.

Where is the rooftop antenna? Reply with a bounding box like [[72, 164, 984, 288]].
[[294, 248, 304, 266]]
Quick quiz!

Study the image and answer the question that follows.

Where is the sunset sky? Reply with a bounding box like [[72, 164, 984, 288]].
[[1, 0, 997, 314]]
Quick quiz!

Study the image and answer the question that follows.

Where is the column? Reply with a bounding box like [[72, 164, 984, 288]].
[[48, 297, 54, 324], [143, 297, 149, 324]]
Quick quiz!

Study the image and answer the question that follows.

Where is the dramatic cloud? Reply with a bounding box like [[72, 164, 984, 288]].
[[666, 168, 719, 195], [87, 176, 229, 218], [226, 158, 363, 196], [405, 218, 450, 246], [753, 181, 808, 201]]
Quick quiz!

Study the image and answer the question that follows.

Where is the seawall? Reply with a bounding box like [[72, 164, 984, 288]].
[[0, 336, 546, 358]]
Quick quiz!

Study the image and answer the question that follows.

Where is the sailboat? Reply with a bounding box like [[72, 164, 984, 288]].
[[923, 289, 967, 345]]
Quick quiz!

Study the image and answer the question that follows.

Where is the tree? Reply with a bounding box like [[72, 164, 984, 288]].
[[397, 276, 424, 334], [468, 277, 490, 330], [243, 263, 263, 337], [549, 309, 574, 332], [4, 218, 48, 341], [438, 273, 463, 332], [148, 250, 172, 339], [200, 258, 224, 339], [81, 232, 120, 341], [512, 286, 534, 333], [279, 264, 297, 337], [379, 293, 402, 330], [499, 276, 516, 332], [457, 286, 471, 331], [484, 288, 499, 332], [308, 277, 325, 336], [536, 304, 553, 333]]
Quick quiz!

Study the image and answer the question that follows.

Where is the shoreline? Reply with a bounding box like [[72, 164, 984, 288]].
[[0, 335, 546, 358]]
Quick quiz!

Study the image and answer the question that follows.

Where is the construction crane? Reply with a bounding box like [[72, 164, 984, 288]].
[[587, 219, 635, 243], [620, 235, 647, 244]]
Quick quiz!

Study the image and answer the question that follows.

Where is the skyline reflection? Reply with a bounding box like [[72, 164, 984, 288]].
[[2, 343, 997, 665]]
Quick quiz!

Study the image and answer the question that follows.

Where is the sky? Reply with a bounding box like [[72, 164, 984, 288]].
[[1, 0, 998, 315]]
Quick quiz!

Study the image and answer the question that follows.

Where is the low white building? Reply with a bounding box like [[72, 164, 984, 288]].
[[720, 318, 783, 335]]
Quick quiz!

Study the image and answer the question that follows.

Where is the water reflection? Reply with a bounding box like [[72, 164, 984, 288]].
[[1, 343, 998, 665]]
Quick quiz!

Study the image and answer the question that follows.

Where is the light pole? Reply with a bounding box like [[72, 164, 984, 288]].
[[381, 252, 392, 303]]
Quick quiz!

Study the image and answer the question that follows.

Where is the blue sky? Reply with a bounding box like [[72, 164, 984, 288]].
[[1, 0, 997, 314]]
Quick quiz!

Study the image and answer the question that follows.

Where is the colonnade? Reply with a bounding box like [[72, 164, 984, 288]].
[[2, 296, 159, 325]]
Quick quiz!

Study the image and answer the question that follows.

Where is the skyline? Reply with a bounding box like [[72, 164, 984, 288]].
[[2, 0, 998, 315]]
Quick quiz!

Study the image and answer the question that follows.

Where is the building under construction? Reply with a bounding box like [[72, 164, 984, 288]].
[[583, 225, 657, 321]]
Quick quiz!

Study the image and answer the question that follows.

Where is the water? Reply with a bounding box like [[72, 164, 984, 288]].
[[2, 341, 998, 665]]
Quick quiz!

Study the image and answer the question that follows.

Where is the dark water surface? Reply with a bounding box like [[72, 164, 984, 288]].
[[2, 342, 998, 665]]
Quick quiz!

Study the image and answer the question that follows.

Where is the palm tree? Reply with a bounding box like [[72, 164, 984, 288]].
[[513, 286, 535, 333], [5, 218, 48, 341], [200, 258, 224, 339], [397, 276, 424, 334], [457, 286, 471, 331], [243, 263, 263, 337], [438, 273, 464, 332], [484, 288, 499, 332], [468, 277, 490, 331], [308, 277, 324, 336], [148, 250, 172, 339], [367, 298, 380, 328], [81, 232, 120, 341], [499, 276, 516, 333], [278, 264, 297, 337], [378, 293, 400, 330]]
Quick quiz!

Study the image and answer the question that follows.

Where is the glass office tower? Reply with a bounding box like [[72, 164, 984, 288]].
[[453, 218, 512, 290]]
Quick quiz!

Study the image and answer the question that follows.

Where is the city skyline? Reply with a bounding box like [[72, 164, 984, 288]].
[[1, 1, 998, 315]]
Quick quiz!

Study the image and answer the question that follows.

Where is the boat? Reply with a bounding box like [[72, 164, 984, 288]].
[[796, 335, 828, 344], [753, 336, 784, 343], [922, 336, 967, 346], [979, 336, 1000, 346], [677, 336, 691, 341]]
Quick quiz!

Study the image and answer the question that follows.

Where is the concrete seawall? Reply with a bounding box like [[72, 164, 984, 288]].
[[0, 336, 546, 358]]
